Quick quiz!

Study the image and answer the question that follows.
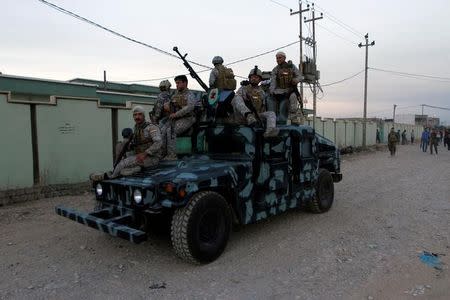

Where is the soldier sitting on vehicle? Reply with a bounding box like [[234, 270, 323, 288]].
[[232, 66, 279, 138], [112, 106, 162, 177], [150, 80, 172, 125], [160, 75, 200, 160]]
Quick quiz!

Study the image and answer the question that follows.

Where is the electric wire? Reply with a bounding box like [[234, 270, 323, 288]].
[[370, 67, 450, 82], [316, 23, 358, 46], [321, 70, 364, 87], [269, 0, 291, 10], [120, 40, 300, 83], [306, 0, 365, 38], [423, 104, 450, 111], [37, 0, 212, 70]]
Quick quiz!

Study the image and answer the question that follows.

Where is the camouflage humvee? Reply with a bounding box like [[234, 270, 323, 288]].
[[56, 124, 342, 264]]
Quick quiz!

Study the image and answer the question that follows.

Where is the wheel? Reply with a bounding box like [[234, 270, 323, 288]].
[[171, 191, 232, 264], [308, 169, 334, 213]]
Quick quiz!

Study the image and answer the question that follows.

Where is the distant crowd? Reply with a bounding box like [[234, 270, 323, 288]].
[[382, 127, 450, 156]]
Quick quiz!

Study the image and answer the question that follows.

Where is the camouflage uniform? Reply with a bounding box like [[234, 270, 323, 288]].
[[161, 89, 198, 157], [111, 121, 162, 177], [150, 91, 171, 124], [387, 130, 398, 156], [268, 61, 303, 124], [233, 85, 277, 135]]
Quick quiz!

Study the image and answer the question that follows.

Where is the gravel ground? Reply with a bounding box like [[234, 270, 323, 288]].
[[0, 144, 449, 300]]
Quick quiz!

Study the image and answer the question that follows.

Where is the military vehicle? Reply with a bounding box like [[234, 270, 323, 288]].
[[56, 124, 342, 264]]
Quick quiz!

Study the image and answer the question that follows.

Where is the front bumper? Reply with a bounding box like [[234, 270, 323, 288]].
[[55, 205, 147, 244]]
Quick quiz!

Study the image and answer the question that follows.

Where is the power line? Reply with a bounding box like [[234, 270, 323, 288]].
[[370, 67, 450, 82], [37, 0, 211, 70], [423, 104, 450, 111], [369, 105, 420, 115], [321, 70, 364, 86], [307, 0, 365, 38], [226, 40, 299, 66], [316, 23, 358, 46], [120, 40, 300, 83], [269, 0, 291, 10]]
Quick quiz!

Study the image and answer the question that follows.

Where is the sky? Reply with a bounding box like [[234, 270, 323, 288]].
[[2, 0, 450, 124]]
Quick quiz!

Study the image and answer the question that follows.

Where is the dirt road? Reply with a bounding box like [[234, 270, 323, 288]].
[[1, 145, 449, 299]]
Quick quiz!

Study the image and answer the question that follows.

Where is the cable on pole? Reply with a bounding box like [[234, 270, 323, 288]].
[[321, 70, 364, 86]]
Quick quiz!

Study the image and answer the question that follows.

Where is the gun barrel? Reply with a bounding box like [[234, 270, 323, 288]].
[[173, 46, 209, 92]]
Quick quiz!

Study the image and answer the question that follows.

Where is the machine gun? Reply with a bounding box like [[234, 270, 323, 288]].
[[173, 46, 209, 92], [113, 129, 134, 169]]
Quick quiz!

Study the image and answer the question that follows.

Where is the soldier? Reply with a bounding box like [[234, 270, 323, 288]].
[[150, 80, 172, 124], [232, 67, 279, 137], [388, 127, 398, 156], [429, 129, 438, 155], [110, 106, 162, 178], [209, 56, 237, 120], [161, 75, 199, 160], [268, 51, 303, 124]]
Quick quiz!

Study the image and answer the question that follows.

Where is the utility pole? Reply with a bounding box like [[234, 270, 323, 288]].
[[358, 34, 375, 148], [421, 104, 425, 127], [393, 104, 397, 127], [304, 3, 323, 130], [290, 1, 310, 110], [103, 70, 107, 90]]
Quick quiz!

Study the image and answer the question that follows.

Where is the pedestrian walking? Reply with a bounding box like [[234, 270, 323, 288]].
[[429, 129, 438, 155]]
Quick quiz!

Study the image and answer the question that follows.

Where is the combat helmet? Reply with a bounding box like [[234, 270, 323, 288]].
[[248, 66, 263, 79], [159, 80, 171, 91], [212, 56, 224, 65]]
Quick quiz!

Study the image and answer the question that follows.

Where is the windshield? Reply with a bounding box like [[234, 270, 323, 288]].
[[196, 125, 256, 156]]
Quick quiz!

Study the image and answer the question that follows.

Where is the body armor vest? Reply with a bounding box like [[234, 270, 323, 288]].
[[171, 90, 189, 111], [244, 85, 264, 113], [388, 132, 397, 143], [276, 62, 294, 89], [133, 122, 153, 154], [216, 65, 237, 90]]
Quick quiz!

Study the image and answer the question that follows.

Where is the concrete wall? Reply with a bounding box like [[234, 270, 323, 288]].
[[381, 122, 423, 144], [0, 94, 34, 189], [36, 99, 112, 185]]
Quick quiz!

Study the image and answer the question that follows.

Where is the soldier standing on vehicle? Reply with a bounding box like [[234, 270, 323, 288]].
[[232, 67, 279, 137], [150, 80, 172, 124], [161, 75, 199, 160], [110, 106, 162, 178], [268, 51, 303, 124], [208, 56, 237, 120], [388, 127, 398, 156]]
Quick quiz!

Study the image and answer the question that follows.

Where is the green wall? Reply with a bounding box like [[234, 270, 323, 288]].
[[0, 94, 34, 189], [36, 99, 112, 184]]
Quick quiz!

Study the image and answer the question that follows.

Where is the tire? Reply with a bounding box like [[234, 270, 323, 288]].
[[308, 169, 334, 213], [171, 191, 232, 264]]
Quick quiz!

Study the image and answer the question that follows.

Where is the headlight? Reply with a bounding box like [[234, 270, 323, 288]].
[[95, 184, 103, 196], [133, 189, 142, 204]]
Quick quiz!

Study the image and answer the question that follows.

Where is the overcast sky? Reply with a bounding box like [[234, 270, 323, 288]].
[[2, 0, 450, 123]]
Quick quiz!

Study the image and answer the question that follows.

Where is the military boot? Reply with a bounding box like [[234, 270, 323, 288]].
[[263, 127, 280, 138], [162, 153, 178, 161], [120, 166, 142, 176]]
